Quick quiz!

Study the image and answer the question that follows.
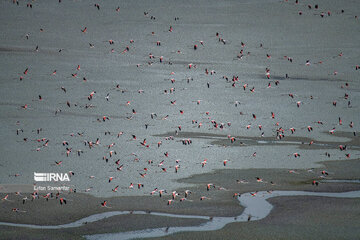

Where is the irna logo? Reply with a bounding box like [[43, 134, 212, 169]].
[[34, 172, 70, 182]]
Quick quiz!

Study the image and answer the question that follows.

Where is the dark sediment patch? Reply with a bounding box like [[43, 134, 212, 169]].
[[0, 47, 37, 53], [154, 131, 360, 150], [327, 131, 360, 148], [0, 214, 207, 240], [0, 158, 359, 237], [0, 46, 64, 55], [151, 196, 360, 240], [270, 74, 350, 82]]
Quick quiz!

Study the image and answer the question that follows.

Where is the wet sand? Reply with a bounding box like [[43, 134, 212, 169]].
[[0, 159, 359, 239], [1, 158, 360, 225], [2, 196, 359, 240], [148, 197, 360, 240], [155, 130, 360, 150]]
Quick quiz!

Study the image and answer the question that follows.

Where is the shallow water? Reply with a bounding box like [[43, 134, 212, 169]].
[[0, 190, 359, 239], [0, 0, 359, 199], [85, 190, 360, 239]]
